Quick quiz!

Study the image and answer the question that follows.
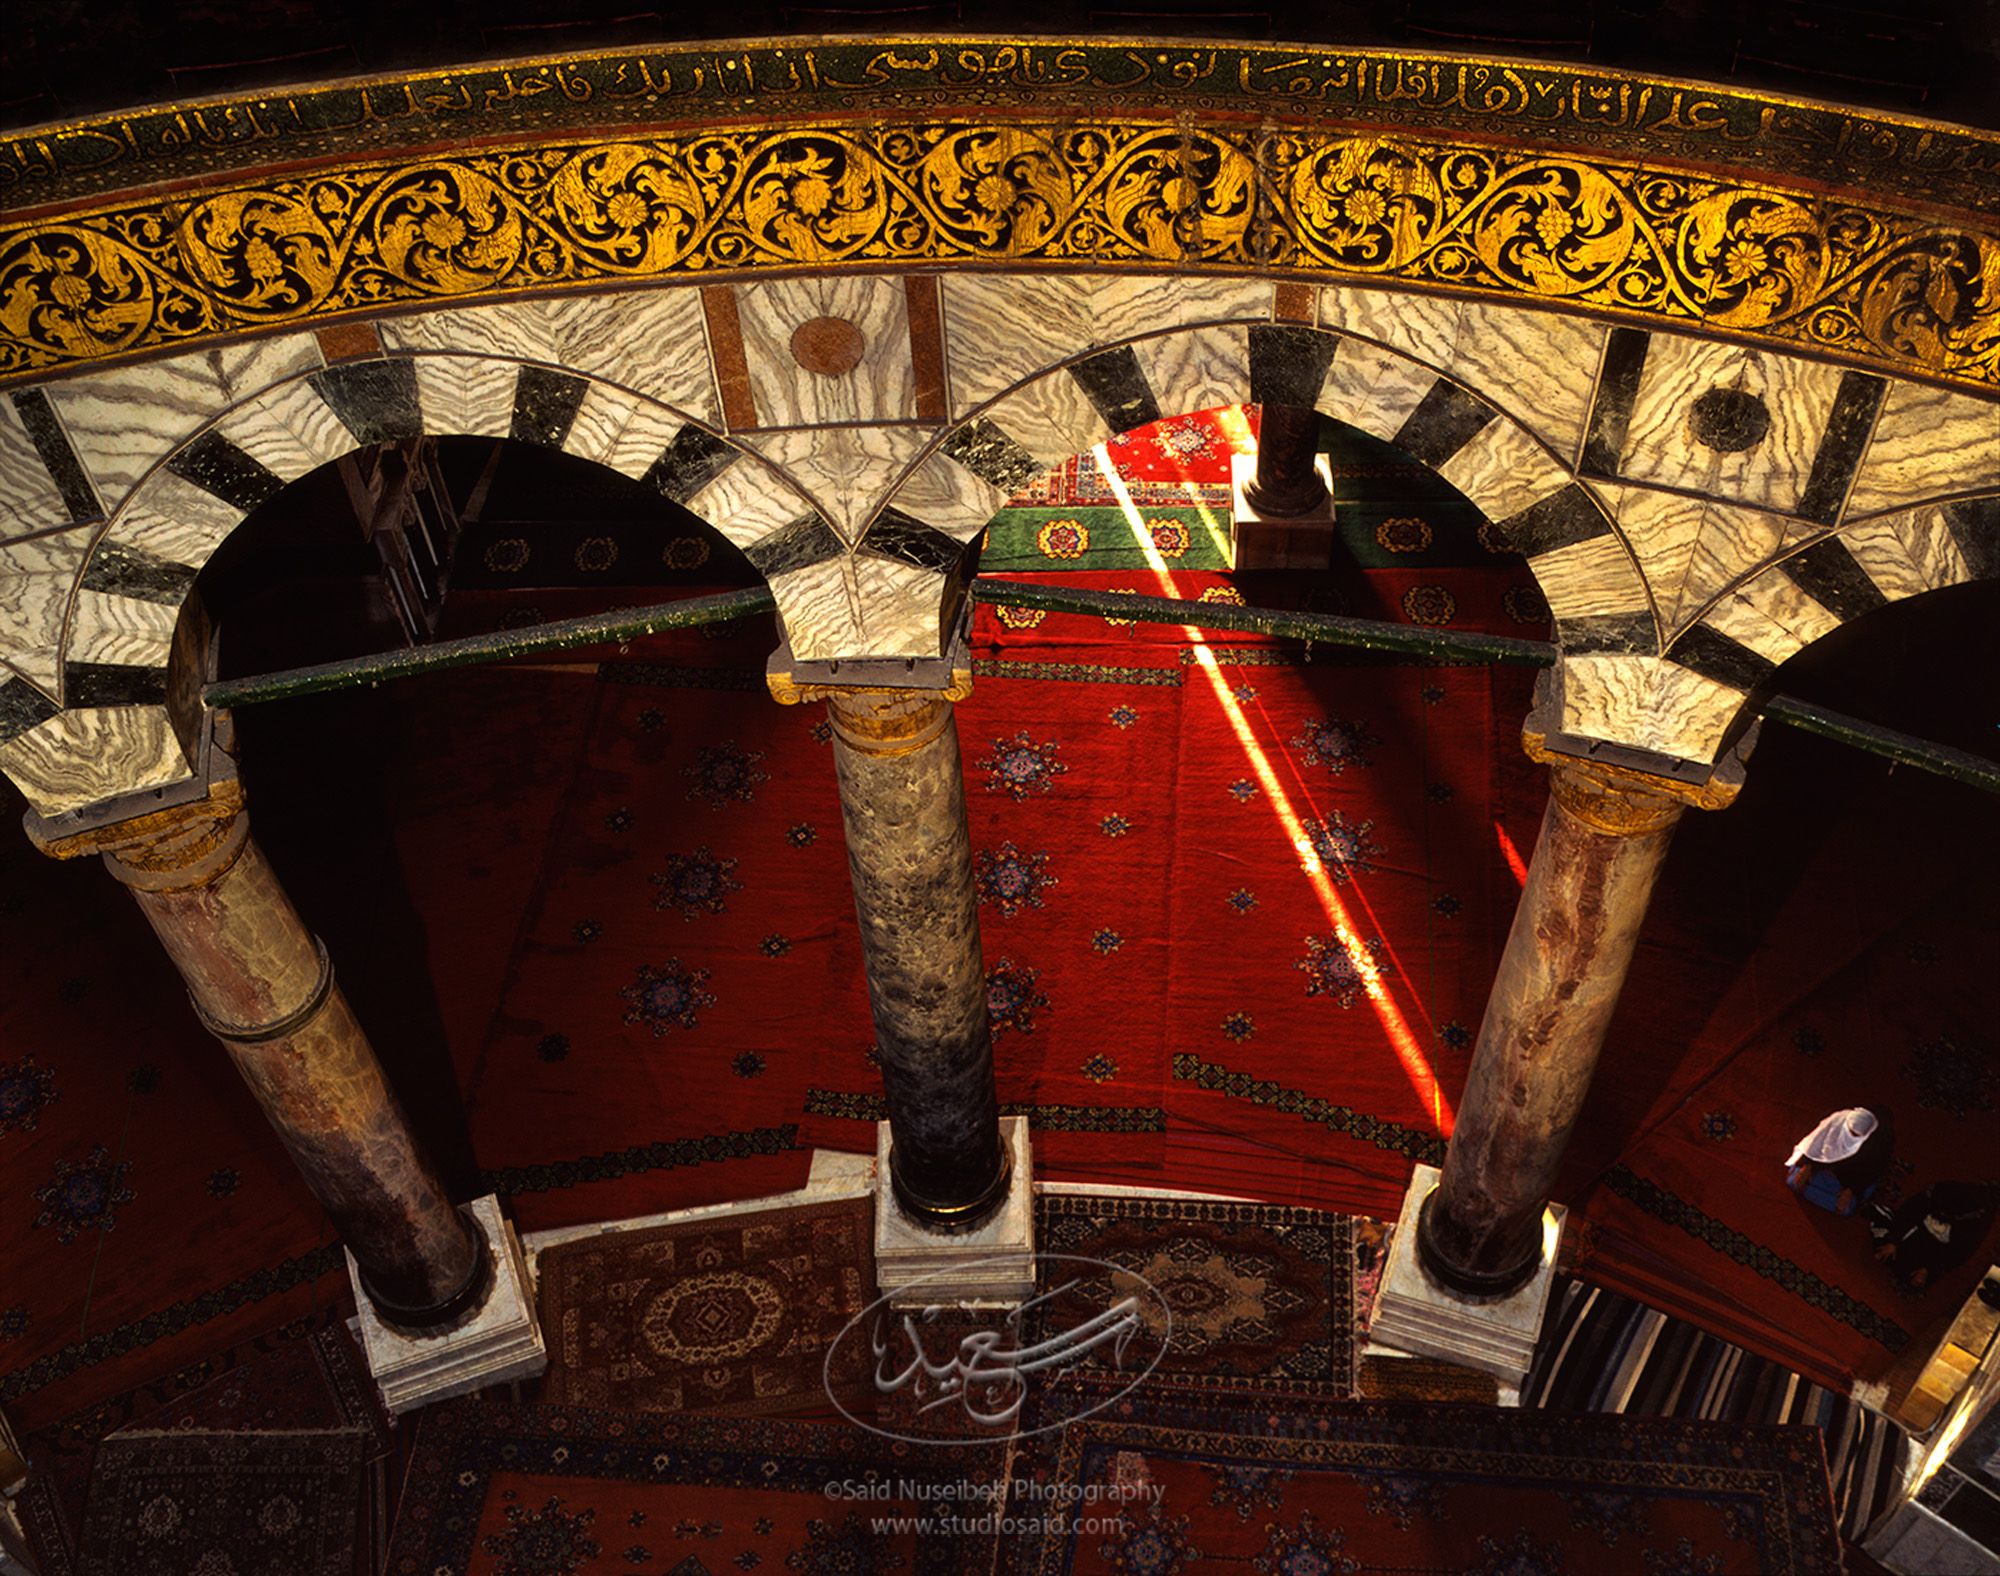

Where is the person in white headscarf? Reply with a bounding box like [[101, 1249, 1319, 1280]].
[[1785, 1107, 1892, 1214]]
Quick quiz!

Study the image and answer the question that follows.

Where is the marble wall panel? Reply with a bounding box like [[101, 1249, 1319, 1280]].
[[67, 587, 177, 669], [1317, 285, 1462, 370], [1449, 302, 1607, 466], [1846, 384, 2000, 517], [736, 276, 914, 426], [0, 399, 81, 538], [1602, 485, 1707, 625], [887, 451, 1009, 541], [769, 557, 862, 659], [0, 528, 91, 697], [851, 555, 949, 658], [1314, 339, 1436, 445], [1660, 493, 1788, 627], [982, 373, 1114, 467], [409, 357, 519, 439], [100, 470, 247, 570], [0, 704, 190, 817], [45, 335, 324, 513], [559, 382, 646, 468], [1837, 513, 1940, 602], [379, 300, 564, 364], [1436, 419, 1570, 525], [209, 378, 354, 482], [1558, 652, 1748, 764], [1699, 590, 1821, 667], [1720, 571, 1844, 652], [1616, 336, 1843, 516], [734, 425, 930, 542], [1529, 534, 1652, 622], [1888, 503, 1972, 591], [1125, 325, 1252, 420], [683, 454, 817, 551]]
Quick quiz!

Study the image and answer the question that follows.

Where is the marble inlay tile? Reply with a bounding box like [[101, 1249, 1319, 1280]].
[[68, 587, 178, 669], [769, 558, 862, 659], [1437, 419, 1569, 525], [1248, 324, 1339, 410], [46, 335, 323, 512], [1942, 497, 2000, 582], [1393, 379, 1495, 469], [1845, 383, 2000, 517], [80, 541, 199, 607], [744, 514, 846, 578], [379, 300, 564, 364], [1660, 493, 1788, 628], [0, 528, 91, 698], [540, 289, 718, 422], [1730, 570, 1845, 648], [940, 273, 1269, 415], [1529, 534, 1651, 621], [3, 391, 100, 532], [1581, 328, 1649, 478], [1836, 512, 1937, 602], [1616, 336, 1846, 516], [1317, 284, 1462, 370], [732, 425, 930, 542], [0, 704, 191, 817], [1560, 611, 1656, 655], [560, 383, 648, 469], [1603, 485, 1708, 624], [1450, 302, 1607, 467], [100, 470, 247, 569], [510, 366, 590, 449], [938, 420, 1043, 496], [736, 275, 915, 426], [1067, 345, 1162, 433], [683, 454, 817, 551], [1794, 372, 1886, 525], [64, 660, 168, 708], [210, 378, 354, 482], [852, 555, 949, 658], [859, 508, 967, 574], [307, 359, 425, 448], [1559, 653, 1748, 765], [1888, 502, 1972, 590], [1773, 535, 1888, 622], [0, 673, 61, 743], [1664, 624, 1776, 692], [639, 423, 739, 502], [1314, 339, 1436, 444], [1500, 482, 1616, 558], [1126, 325, 1251, 422], [410, 357, 519, 438], [981, 374, 1112, 467], [1701, 585, 1833, 665], [887, 450, 1009, 541]]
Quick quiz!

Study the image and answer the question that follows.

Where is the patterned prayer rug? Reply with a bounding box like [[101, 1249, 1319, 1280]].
[[1035, 1196, 1356, 1397], [77, 1427, 367, 1576], [384, 1398, 1008, 1576], [536, 1198, 874, 1416], [1006, 1394, 1842, 1576]]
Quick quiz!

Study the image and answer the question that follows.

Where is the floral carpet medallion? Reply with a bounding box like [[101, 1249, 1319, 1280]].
[[1035, 1198, 1355, 1396], [1005, 1401, 1839, 1576], [537, 1199, 873, 1416], [76, 1427, 366, 1576]]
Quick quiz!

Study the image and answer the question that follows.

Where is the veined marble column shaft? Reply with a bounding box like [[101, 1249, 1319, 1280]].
[[29, 785, 484, 1325], [826, 688, 1009, 1230], [1416, 759, 1691, 1294], [1243, 403, 1331, 518]]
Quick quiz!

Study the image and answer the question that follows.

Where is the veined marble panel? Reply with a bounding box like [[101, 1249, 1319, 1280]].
[[559, 382, 647, 468], [1603, 485, 1708, 626], [683, 454, 816, 551], [736, 276, 914, 426], [769, 557, 862, 659], [593, 403, 700, 483], [1700, 590, 1821, 667], [1528, 535, 1651, 622], [1437, 419, 1570, 525], [67, 587, 177, 669], [410, 357, 519, 439], [1721, 570, 1844, 651], [1666, 493, 1788, 628], [1845, 383, 2000, 517], [1888, 503, 1972, 591], [1617, 336, 1843, 516], [210, 378, 354, 482], [852, 555, 948, 658], [0, 528, 91, 698], [887, 451, 1009, 541], [1317, 284, 1462, 371], [940, 274, 1271, 415], [983, 372, 1114, 467], [0, 400, 76, 539], [1837, 512, 1944, 602], [1125, 325, 1251, 421], [1450, 302, 1607, 467], [1314, 339, 1435, 445], [1559, 652, 1747, 765], [733, 425, 930, 542], [379, 300, 565, 364], [101, 470, 247, 569], [45, 334, 324, 512], [0, 703, 190, 817]]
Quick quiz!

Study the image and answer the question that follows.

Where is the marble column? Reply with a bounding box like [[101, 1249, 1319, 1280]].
[[1243, 403, 1331, 518], [823, 686, 1010, 1229], [28, 781, 486, 1327]]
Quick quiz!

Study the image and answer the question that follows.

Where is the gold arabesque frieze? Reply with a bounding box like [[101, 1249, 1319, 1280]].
[[3, 113, 1999, 389]]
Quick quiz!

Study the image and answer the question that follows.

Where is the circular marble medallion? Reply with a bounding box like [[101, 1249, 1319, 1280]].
[[790, 315, 866, 376]]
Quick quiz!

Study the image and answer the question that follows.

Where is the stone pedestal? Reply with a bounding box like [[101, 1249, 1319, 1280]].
[[1370, 1164, 1564, 1400], [874, 1117, 1035, 1307], [347, 1194, 546, 1414], [1231, 451, 1336, 569]]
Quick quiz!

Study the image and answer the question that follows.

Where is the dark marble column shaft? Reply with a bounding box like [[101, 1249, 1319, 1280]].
[[1243, 403, 1330, 518], [826, 688, 1008, 1229], [1417, 760, 1685, 1294], [30, 786, 483, 1323]]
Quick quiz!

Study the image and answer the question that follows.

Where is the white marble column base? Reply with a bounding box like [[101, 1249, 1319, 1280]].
[[346, 1193, 547, 1415], [875, 1117, 1035, 1308], [1367, 1163, 1564, 1403]]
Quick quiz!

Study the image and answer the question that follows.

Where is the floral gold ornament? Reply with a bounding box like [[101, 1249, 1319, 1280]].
[[0, 103, 1996, 388]]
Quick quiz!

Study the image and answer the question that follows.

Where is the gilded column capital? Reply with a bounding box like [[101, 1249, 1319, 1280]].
[[24, 779, 250, 891], [819, 687, 961, 759], [766, 666, 973, 707]]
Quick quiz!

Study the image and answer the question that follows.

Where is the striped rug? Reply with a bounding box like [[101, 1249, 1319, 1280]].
[[1527, 1277, 1909, 1539]]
